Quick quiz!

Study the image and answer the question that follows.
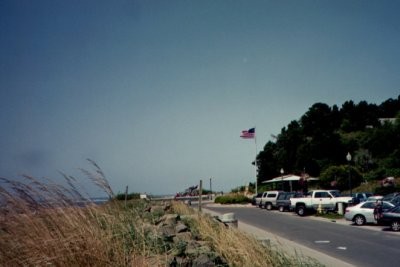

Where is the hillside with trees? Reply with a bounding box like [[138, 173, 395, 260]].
[[256, 95, 400, 192]]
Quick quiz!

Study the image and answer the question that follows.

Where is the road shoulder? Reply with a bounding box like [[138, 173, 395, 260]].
[[202, 206, 355, 267]]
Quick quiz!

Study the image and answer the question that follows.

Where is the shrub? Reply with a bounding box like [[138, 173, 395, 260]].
[[114, 192, 140, 200], [374, 185, 400, 195], [214, 194, 251, 204]]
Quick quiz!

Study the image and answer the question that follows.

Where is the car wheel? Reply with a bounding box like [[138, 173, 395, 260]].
[[279, 206, 284, 212], [354, 215, 366, 226], [391, 221, 400, 231], [296, 205, 306, 216], [266, 203, 272, 210]]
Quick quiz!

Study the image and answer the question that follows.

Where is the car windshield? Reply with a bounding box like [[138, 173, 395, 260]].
[[329, 191, 340, 197], [383, 192, 399, 201]]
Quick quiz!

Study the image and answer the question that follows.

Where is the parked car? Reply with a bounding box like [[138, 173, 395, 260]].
[[251, 192, 263, 206], [259, 191, 283, 210], [382, 192, 400, 202], [389, 195, 400, 206], [366, 195, 383, 202], [344, 201, 395, 225], [382, 192, 400, 206], [352, 192, 373, 204], [276, 192, 303, 212], [378, 206, 400, 231]]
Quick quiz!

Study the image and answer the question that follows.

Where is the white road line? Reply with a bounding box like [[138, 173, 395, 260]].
[[314, 240, 331, 244]]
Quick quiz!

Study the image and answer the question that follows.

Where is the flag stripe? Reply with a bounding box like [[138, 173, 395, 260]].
[[240, 128, 255, 139]]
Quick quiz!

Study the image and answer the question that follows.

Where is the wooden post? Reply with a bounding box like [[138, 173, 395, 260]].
[[210, 177, 212, 200], [199, 180, 202, 212], [124, 185, 128, 207]]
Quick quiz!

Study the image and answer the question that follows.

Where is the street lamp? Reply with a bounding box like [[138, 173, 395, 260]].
[[280, 168, 284, 191], [346, 152, 352, 195]]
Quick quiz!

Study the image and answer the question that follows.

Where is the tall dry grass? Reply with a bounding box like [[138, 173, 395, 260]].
[[1, 160, 321, 266], [0, 160, 162, 266]]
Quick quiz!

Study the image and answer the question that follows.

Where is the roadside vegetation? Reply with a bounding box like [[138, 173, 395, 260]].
[[0, 161, 321, 266], [214, 193, 251, 204]]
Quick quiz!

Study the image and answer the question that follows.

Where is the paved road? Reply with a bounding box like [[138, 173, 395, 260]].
[[204, 204, 400, 267]]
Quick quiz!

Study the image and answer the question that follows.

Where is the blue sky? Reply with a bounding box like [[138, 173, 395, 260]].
[[1, 0, 399, 196]]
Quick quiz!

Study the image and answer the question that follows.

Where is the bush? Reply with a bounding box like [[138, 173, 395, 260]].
[[374, 185, 400, 195], [114, 192, 140, 201], [214, 194, 251, 204]]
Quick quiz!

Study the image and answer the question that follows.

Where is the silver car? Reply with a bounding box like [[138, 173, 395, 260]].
[[344, 201, 395, 226]]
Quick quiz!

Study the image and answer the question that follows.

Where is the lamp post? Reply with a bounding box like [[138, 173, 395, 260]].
[[280, 168, 284, 191], [346, 152, 352, 195]]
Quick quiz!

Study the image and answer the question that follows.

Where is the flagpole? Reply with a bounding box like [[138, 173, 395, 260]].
[[240, 127, 258, 194], [254, 128, 258, 194]]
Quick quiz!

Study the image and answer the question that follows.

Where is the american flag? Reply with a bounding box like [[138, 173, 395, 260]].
[[240, 128, 255, 139]]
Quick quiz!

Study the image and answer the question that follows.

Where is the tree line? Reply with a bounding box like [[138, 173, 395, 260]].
[[256, 95, 400, 191]]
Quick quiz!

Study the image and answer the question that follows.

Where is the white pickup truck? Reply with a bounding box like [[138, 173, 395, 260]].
[[290, 190, 354, 216]]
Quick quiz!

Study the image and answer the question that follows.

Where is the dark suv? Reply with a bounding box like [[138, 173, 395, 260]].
[[276, 192, 303, 212]]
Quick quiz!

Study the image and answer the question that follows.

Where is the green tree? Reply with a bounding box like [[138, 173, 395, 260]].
[[320, 165, 363, 191], [256, 95, 400, 188]]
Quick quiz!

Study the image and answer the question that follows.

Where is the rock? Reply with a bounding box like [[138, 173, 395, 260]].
[[143, 206, 151, 212], [173, 232, 192, 243], [192, 253, 215, 267], [158, 224, 176, 240], [170, 240, 187, 256], [157, 214, 180, 226], [141, 202, 228, 267], [175, 222, 188, 233], [185, 241, 212, 256], [175, 256, 192, 267], [164, 203, 172, 211]]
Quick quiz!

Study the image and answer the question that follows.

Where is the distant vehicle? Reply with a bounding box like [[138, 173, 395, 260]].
[[290, 190, 354, 216], [251, 192, 263, 206], [276, 192, 303, 212], [352, 192, 373, 204], [366, 195, 383, 202], [344, 201, 395, 225], [378, 206, 400, 231], [382, 192, 400, 206], [389, 195, 400, 206], [259, 191, 283, 210]]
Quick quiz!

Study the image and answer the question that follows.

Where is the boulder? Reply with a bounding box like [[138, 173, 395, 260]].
[[192, 253, 215, 267], [175, 221, 188, 233], [173, 232, 192, 243]]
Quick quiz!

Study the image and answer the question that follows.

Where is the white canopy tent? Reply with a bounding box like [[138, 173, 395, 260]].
[[262, 174, 319, 183], [262, 174, 319, 192]]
